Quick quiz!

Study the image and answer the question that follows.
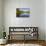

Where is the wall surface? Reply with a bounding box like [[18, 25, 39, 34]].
[[0, 0, 3, 38], [3, 0, 45, 40], [45, 0, 46, 40], [32, 0, 45, 40]]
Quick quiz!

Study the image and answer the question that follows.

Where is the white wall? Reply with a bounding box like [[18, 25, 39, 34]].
[[32, 0, 45, 40], [0, 0, 2, 29], [0, 0, 3, 38], [45, 0, 46, 40], [3, 0, 45, 40]]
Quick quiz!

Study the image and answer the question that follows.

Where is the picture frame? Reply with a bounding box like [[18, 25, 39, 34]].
[[16, 8, 30, 17]]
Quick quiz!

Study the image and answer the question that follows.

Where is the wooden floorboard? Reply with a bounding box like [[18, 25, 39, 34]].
[[7, 40, 45, 45], [0, 40, 46, 46]]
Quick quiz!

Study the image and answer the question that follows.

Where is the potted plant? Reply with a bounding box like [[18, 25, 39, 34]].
[[0, 26, 7, 44]]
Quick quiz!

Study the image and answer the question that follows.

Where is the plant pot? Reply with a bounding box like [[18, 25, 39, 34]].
[[0, 39, 7, 44]]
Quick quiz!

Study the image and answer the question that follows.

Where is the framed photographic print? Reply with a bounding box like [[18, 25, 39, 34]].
[[16, 8, 30, 17]]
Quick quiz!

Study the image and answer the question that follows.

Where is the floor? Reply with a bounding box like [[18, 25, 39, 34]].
[[0, 40, 46, 46], [0, 44, 42, 46]]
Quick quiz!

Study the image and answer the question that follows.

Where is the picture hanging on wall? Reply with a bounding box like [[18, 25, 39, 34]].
[[16, 8, 30, 17]]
